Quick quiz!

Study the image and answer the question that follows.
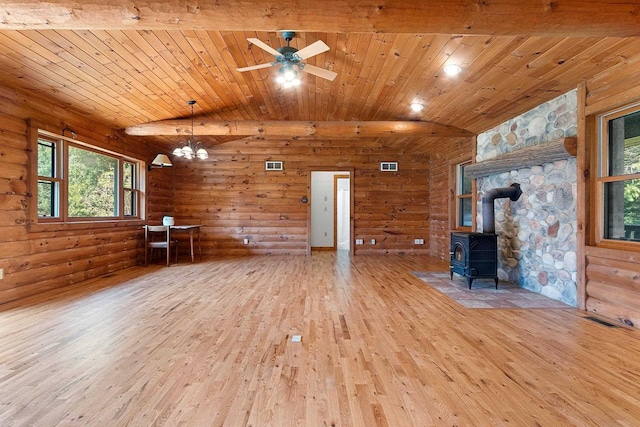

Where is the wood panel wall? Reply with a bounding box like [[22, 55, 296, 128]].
[[428, 138, 474, 260], [0, 85, 166, 304], [581, 59, 640, 327], [170, 138, 449, 255], [584, 247, 640, 327]]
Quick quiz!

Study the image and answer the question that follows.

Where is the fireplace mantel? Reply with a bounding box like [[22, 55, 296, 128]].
[[465, 136, 577, 179]]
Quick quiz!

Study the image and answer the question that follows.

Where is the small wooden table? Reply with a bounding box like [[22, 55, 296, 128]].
[[170, 225, 203, 262]]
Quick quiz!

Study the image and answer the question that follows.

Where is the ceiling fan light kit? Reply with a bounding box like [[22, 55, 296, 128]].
[[236, 31, 337, 88], [172, 100, 209, 160], [276, 65, 301, 88]]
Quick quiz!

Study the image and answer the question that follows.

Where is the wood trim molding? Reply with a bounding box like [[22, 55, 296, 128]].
[[576, 82, 589, 311], [465, 136, 577, 179]]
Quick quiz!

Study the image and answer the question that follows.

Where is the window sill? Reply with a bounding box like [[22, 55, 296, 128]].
[[28, 219, 146, 233], [595, 239, 640, 251]]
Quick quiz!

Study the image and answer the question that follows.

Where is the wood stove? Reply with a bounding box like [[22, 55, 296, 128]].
[[450, 232, 498, 289], [450, 183, 522, 289]]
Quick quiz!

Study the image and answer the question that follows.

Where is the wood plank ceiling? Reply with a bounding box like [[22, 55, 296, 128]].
[[1, 1, 640, 153]]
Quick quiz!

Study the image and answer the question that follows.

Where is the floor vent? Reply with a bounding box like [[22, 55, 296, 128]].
[[584, 316, 619, 328]]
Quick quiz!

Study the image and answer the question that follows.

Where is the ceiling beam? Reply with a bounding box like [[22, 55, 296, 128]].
[[1, 1, 640, 36], [124, 120, 474, 139]]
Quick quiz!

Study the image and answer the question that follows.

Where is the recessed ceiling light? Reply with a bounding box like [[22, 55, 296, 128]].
[[443, 64, 462, 76], [410, 103, 424, 112]]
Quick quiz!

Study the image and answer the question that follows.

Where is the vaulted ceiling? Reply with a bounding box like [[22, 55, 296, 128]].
[[1, 1, 640, 153]]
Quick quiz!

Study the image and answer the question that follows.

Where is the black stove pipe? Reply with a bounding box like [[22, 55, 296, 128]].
[[481, 183, 522, 233]]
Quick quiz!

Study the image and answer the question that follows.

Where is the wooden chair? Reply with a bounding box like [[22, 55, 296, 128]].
[[144, 225, 178, 267]]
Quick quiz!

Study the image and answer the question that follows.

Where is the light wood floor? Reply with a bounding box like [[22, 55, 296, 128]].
[[1, 253, 639, 426]]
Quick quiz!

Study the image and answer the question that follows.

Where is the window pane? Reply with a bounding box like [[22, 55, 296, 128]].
[[38, 181, 58, 217], [38, 140, 55, 177], [460, 165, 472, 195], [608, 110, 640, 176], [124, 190, 135, 216], [68, 146, 118, 217], [123, 162, 134, 189], [603, 179, 640, 241], [458, 197, 472, 227]]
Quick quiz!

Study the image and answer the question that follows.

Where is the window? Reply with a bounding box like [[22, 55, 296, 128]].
[[37, 138, 61, 218], [455, 161, 473, 229], [123, 161, 139, 217], [35, 130, 142, 223], [598, 105, 640, 242]]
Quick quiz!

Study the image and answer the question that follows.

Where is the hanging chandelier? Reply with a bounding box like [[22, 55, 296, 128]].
[[172, 100, 209, 160]]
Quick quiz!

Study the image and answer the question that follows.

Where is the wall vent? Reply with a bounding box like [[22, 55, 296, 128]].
[[265, 161, 283, 171], [380, 162, 398, 172]]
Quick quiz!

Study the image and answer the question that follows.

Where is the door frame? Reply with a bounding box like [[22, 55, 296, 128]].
[[307, 168, 355, 255], [334, 174, 350, 251]]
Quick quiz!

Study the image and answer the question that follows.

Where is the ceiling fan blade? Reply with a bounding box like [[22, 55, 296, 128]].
[[247, 38, 281, 57], [236, 62, 276, 72], [295, 40, 330, 60], [301, 64, 338, 81]]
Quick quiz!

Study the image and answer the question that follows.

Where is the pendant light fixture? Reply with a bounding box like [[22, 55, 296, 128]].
[[172, 100, 209, 160]]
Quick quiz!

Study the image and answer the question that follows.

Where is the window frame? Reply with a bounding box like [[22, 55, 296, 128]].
[[122, 160, 141, 218], [451, 159, 474, 231], [596, 103, 640, 246], [36, 136, 63, 220], [30, 128, 145, 226]]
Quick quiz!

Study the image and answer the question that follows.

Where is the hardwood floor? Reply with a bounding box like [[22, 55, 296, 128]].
[[1, 252, 639, 426]]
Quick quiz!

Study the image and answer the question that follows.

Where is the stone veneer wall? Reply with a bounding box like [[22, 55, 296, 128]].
[[476, 89, 578, 306]]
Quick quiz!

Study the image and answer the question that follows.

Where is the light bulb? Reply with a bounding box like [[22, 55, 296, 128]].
[[173, 147, 184, 157], [292, 78, 301, 86], [182, 145, 194, 155], [276, 75, 285, 84], [284, 68, 296, 81], [410, 103, 424, 112]]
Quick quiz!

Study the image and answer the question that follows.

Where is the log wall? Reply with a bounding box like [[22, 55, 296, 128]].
[[0, 86, 167, 304], [581, 58, 640, 327], [170, 138, 450, 255], [428, 138, 474, 260], [0, 83, 469, 303]]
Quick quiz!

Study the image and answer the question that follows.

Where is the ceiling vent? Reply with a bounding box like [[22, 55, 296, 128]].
[[380, 162, 398, 172], [265, 161, 284, 171]]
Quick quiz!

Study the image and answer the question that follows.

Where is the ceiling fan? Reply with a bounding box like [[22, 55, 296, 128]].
[[236, 31, 338, 87]]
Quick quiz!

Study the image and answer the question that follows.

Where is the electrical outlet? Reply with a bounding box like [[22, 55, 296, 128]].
[[355, 239, 364, 245], [243, 238, 249, 245], [291, 335, 302, 343], [414, 238, 425, 245], [0, 268, 3, 280], [370, 239, 376, 245]]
